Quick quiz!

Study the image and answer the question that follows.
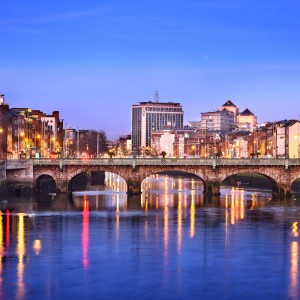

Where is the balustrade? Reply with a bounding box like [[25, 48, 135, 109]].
[[21, 157, 297, 167]]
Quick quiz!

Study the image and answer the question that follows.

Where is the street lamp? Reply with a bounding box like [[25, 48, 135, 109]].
[[191, 145, 195, 157], [18, 131, 24, 159], [51, 137, 56, 153], [0, 128, 3, 159]]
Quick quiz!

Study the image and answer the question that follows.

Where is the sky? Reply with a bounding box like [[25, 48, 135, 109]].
[[1, 0, 300, 140]]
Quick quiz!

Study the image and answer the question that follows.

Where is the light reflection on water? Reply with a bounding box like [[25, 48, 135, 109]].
[[0, 173, 300, 299]]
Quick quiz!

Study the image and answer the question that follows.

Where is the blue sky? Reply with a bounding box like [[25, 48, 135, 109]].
[[1, 0, 300, 139]]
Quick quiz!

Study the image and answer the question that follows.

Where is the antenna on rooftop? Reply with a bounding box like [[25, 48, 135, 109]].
[[154, 90, 159, 102]]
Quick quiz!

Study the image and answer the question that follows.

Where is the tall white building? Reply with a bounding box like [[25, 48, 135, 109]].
[[132, 100, 184, 151]]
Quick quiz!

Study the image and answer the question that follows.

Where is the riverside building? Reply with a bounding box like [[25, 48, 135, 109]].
[[132, 98, 184, 151]]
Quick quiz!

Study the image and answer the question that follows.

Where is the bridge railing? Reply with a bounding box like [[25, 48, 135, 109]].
[[25, 157, 300, 167]]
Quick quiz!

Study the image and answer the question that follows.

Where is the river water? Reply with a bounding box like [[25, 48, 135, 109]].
[[0, 173, 300, 299]]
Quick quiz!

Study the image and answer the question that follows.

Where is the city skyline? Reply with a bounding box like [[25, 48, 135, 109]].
[[1, 1, 300, 139]]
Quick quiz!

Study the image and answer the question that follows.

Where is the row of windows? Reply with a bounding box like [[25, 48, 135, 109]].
[[145, 107, 182, 112]]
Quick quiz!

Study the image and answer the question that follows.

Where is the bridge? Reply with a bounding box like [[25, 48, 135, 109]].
[[4, 157, 300, 196]]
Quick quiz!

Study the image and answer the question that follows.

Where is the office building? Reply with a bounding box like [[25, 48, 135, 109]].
[[132, 100, 184, 151]]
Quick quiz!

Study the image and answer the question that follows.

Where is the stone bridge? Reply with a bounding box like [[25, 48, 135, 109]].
[[4, 157, 300, 196]]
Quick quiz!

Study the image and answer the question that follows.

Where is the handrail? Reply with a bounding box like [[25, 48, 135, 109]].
[[20, 157, 297, 167]]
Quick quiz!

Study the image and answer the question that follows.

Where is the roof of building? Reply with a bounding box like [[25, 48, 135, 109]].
[[221, 100, 237, 107], [136, 101, 181, 106], [283, 119, 298, 127], [239, 108, 254, 116]]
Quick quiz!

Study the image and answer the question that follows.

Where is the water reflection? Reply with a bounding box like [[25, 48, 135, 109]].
[[17, 213, 26, 300], [290, 240, 299, 299], [141, 174, 204, 209], [1, 173, 300, 299], [72, 172, 127, 210], [0, 212, 3, 294], [82, 196, 89, 269]]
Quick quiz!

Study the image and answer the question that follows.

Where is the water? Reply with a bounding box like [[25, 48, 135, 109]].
[[0, 173, 300, 299]]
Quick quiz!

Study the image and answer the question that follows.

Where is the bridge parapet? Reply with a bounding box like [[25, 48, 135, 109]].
[[28, 157, 295, 167], [6, 159, 30, 169], [5, 157, 300, 196], [216, 158, 287, 166]]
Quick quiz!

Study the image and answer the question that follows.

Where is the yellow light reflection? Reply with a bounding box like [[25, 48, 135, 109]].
[[177, 200, 182, 253], [164, 176, 168, 191], [228, 188, 246, 225], [191, 179, 195, 190], [164, 200, 169, 258], [178, 177, 182, 192], [82, 197, 89, 269], [17, 213, 26, 299], [231, 192, 235, 225], [240, 191, 245, 220], [225, 193, 228, 209], [190, 199, 195, 238], [289, 241, 299, 299], [251, 192, 257, 209], [116, 194, 120, 240], [292, 222, 299, 238], [6, 210, 10, 248], [33, 239, 42, 255], [144, 219, 148, 240]]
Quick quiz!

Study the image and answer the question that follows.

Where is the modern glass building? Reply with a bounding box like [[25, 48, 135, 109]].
[[132, 101, 184, 151]]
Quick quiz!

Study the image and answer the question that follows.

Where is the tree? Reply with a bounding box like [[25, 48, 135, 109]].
[[78, 130, 108, 156]]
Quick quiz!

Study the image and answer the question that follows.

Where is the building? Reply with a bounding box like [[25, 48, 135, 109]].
[[116, 134, 131, 157], [288, 120, 300, 158], [132, 98, 184, 151], [237, 108, 257, 132], [219, 100, 239, 122], [200, 109, 234, 132]]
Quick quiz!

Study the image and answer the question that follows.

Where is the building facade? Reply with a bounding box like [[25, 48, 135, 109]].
[[200, 109, 234, 132], [132, 101, 184, 150], [237, 108, 257, 132]]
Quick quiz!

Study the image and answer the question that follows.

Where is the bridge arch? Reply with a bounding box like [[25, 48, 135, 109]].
[[219, 169, 280, 195], [35, 174, 56, 194], [68, 168, 127, 193], [137, 169, 211, 195], [141, 170, 205, 186], [291, 178, 300, 194]]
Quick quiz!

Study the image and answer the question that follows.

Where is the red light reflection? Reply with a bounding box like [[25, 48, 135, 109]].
[[82, 196, 89, 269]]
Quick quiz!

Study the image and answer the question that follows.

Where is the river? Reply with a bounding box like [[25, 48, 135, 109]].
[[0, 173, 299, 299]]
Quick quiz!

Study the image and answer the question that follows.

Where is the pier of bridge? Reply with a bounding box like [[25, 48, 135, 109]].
[[3, 157, 300, 197]]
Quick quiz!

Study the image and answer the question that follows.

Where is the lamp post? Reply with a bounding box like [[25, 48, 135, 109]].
[[191, 145, 195, 157], [205, 120, 208, 158], [0, 128, 3, 159], [96, 131, 99, 157], [18, 131, 24, 159], [50, 137, 56, 153], [77, 128, 80, 158]]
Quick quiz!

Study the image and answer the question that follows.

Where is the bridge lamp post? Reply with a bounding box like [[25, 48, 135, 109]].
[[191, 145, 195, 157], [77, 129, 80, 158], [0, 128, 3, 159], [64, 140, 68, 158], [50, 137, 56, 153], [35, 133, 41, 150], [133, 146, 136, 159], [18, 131, 24, 158]]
